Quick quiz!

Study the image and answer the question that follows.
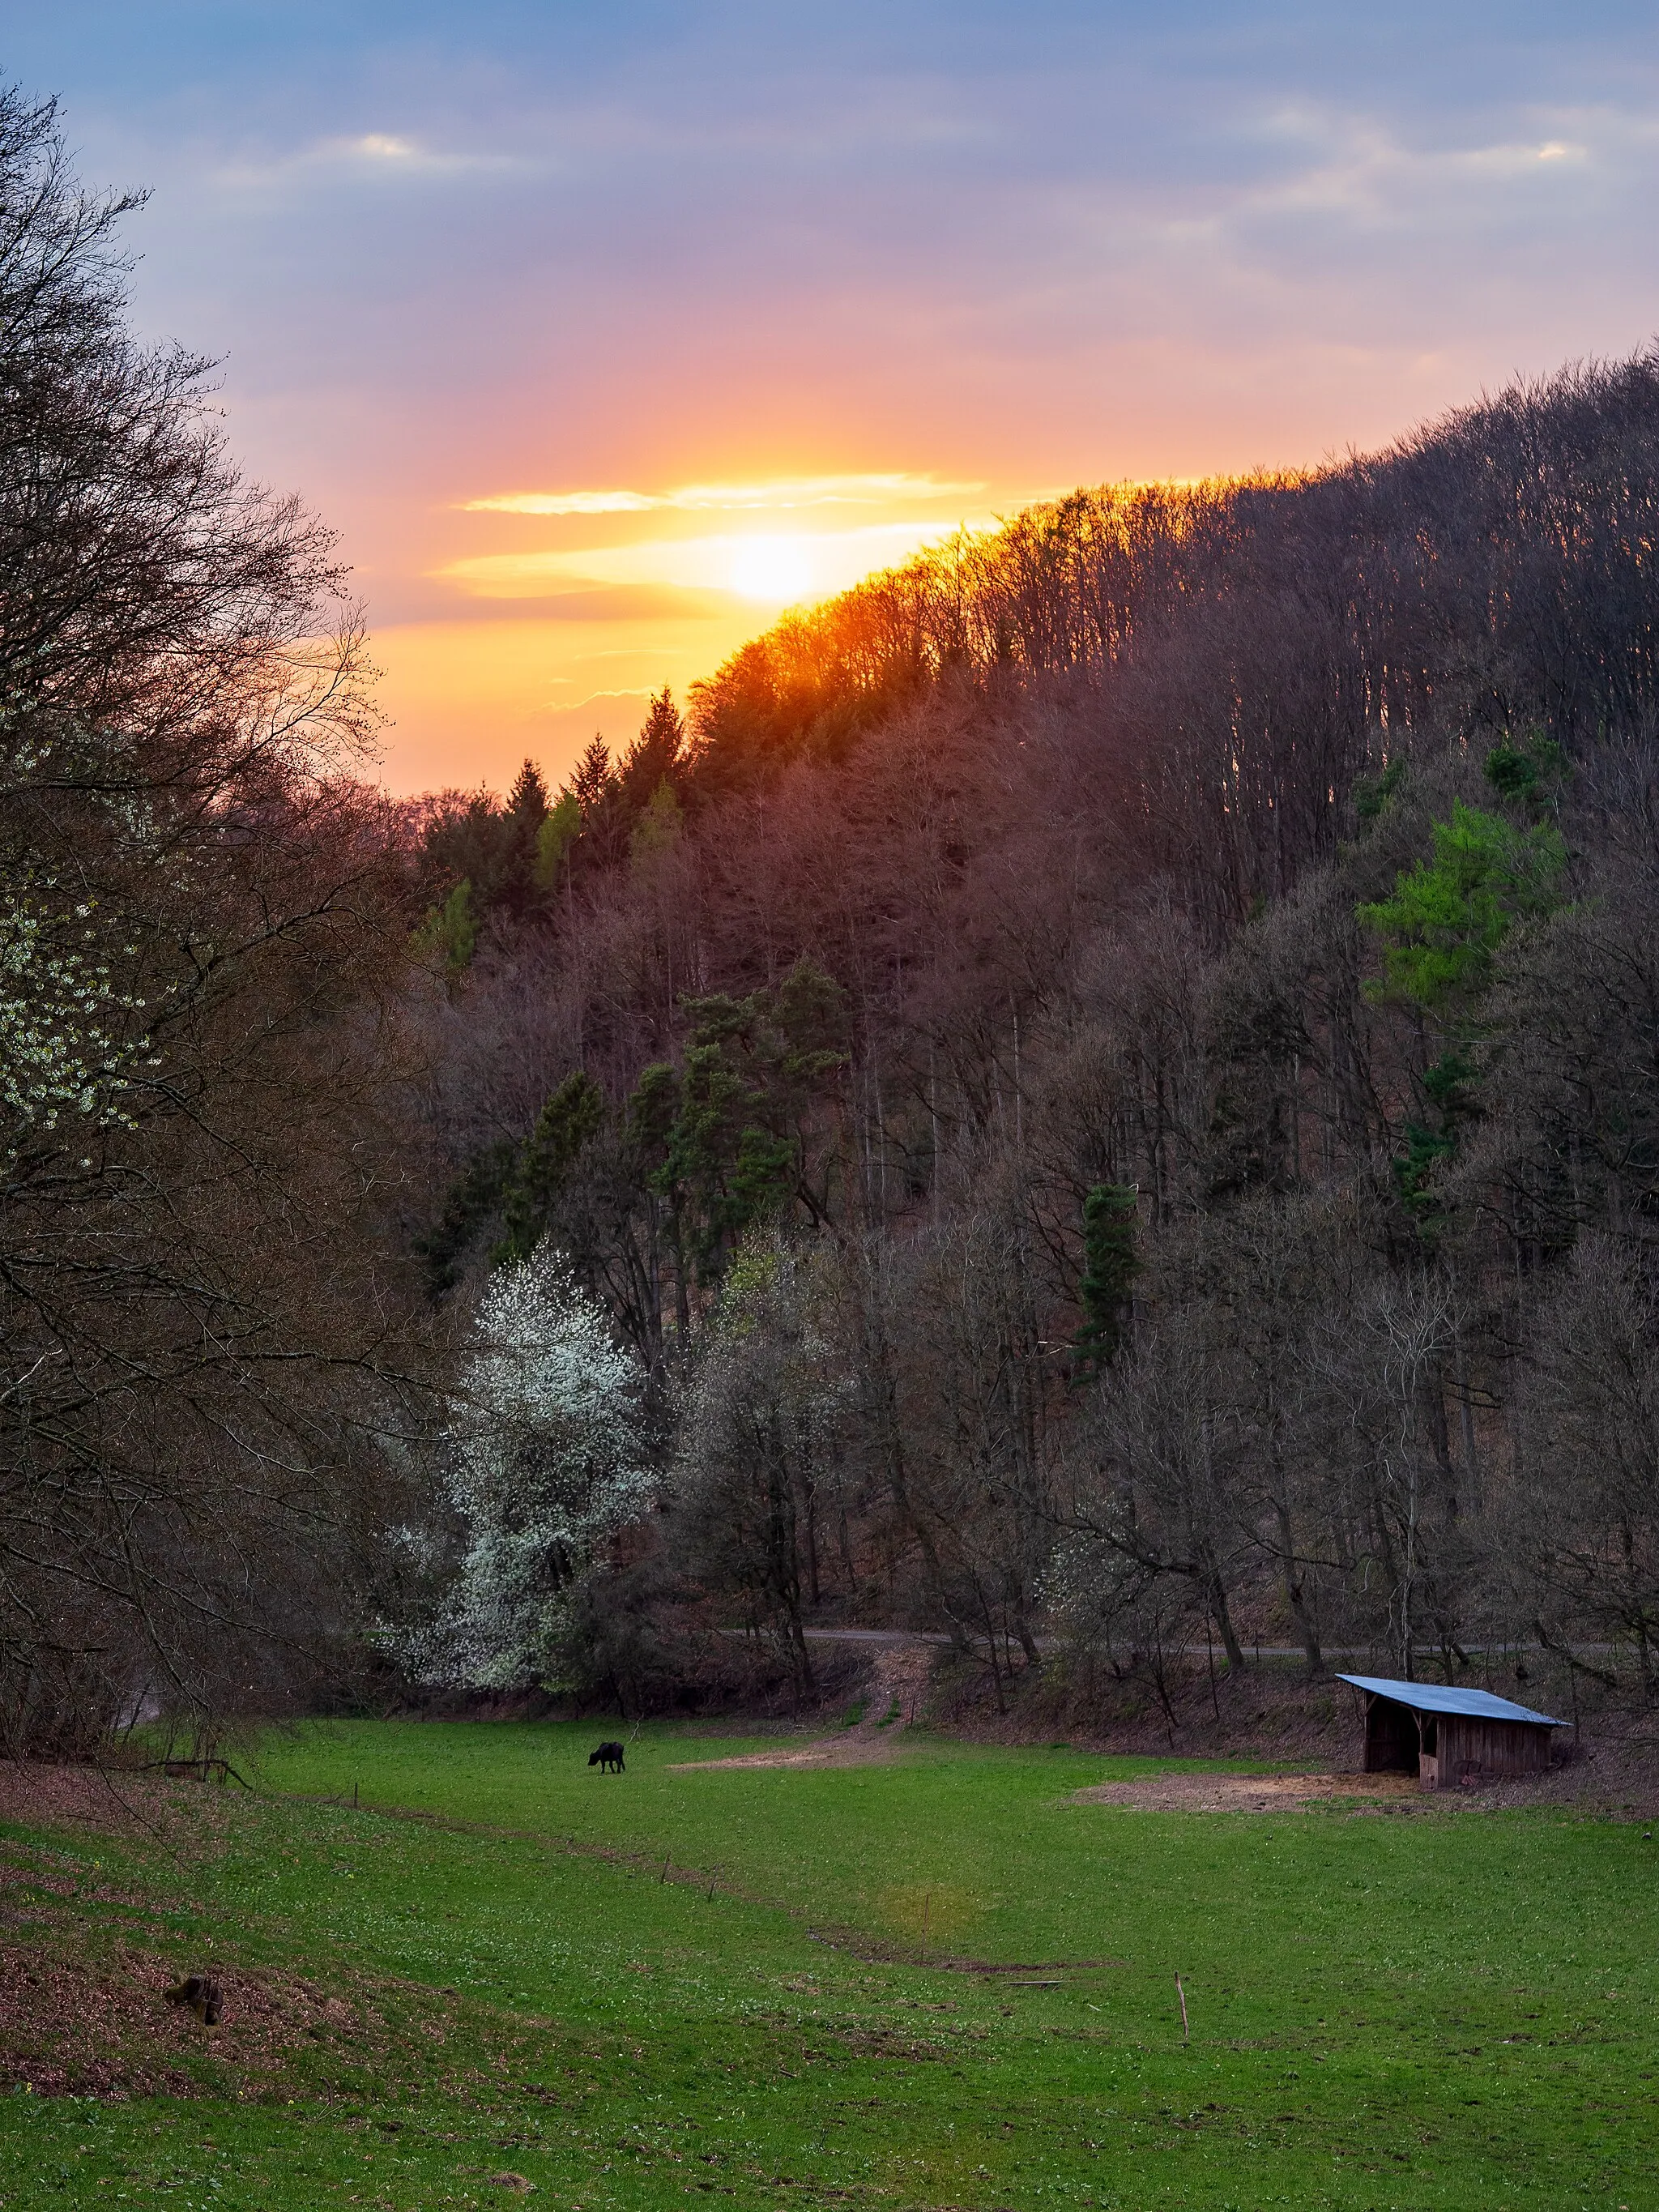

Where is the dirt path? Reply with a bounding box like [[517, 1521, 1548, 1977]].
[[670, 1640, 937, 1771]]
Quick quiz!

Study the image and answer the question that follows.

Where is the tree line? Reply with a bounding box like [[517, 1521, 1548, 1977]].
[[409, 351, 1659, 1719]]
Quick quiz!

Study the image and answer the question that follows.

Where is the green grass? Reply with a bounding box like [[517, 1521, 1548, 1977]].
[[1, 1717, 1655, 2210]]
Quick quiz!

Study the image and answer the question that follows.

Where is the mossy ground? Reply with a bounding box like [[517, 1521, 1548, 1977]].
[[0, 1718, 1653, 2209]]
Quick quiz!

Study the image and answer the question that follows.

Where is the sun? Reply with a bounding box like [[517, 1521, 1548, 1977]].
[[727, 534, 817, 604]]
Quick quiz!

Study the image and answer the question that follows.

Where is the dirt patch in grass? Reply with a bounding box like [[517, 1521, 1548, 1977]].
[[0, 1798, 493, 2103], [0, 1757, 234, 1851], [0, 1935, 389, 2099], [1072, 1770, 1426, 1813], [1073, 1750, 1659, 1818]]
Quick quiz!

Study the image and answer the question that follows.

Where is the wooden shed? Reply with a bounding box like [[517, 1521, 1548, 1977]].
[[1337, 1673, 1567, 1791]]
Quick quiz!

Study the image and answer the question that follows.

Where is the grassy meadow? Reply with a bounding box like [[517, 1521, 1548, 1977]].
[[0, 1719, 1653, 2210]]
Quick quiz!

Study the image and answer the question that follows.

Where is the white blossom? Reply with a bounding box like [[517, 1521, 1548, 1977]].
[[420, 1241, 652, 1689], [0, 881, 151, 1146]]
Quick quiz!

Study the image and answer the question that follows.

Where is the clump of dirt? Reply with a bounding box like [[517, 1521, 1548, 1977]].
[[1072, 1753, 1659, 1818], [669, 1740, 908, 1772]]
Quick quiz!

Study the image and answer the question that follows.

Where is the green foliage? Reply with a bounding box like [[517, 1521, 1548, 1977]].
[[417, 1072, 607, 1291], [1392, 1048, 1478, 1232], [1392, 1120, 1456, 1222], [1421, 1047, 1476, 1116], [717, 1234, 783, 1324], [1353, 755, 1406, 824], [1076, 1181, 1140, 1369], [627, 1060, 681, 1155], [629, 778, 682, 867], [618, 689, 685, 813], [413, 1137, 517, 1294], [1356, 799, 1567, 1010], [655, 1042, 748, 1270], [1483, 732, 1566, 804], [638, 958, 849, 1288], [497, 1070, 608, 1264], [411, 875, 477, 973], [569, 733, 614, 818], [505, 757, 550, 835], [727, 1123, 796, 1226], [533, 790, 581, 889]]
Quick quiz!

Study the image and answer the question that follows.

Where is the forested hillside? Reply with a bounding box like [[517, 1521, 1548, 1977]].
[[9, 79, 1659, 1753], [403, 352, 1659, 1717]]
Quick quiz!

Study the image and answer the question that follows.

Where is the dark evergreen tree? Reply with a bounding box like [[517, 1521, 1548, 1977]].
[[1076, 1184, 1141, 1369]]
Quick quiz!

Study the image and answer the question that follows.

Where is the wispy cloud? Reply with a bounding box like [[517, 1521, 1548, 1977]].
[[461, 472, 987, 516], [1212, 109, 1596, 233], [470, 489, 660, 515], [213, 131, 529, 192], [438, 518, 984, 604]]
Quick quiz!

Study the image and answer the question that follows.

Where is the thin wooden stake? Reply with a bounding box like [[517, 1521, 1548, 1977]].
[[659, 1856, 670, 1885], [706, 1867, 719, 1901], [1175, 1973, 1189, 2043], [923, 1891, 931, 1941]]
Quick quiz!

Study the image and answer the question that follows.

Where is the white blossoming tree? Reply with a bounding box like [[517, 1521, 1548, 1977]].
[[0, 878, 151, 1152], [429, 1241, 653, 1690]]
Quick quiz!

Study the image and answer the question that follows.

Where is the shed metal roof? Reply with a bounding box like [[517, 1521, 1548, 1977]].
[[1337, 1673, 1567, 1727]]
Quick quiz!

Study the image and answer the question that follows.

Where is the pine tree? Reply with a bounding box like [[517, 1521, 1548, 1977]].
[[570, 736, 614, 819], [618, 690, 684, 814], [1076, 1183, 1140, 1369], [506, 758, 550, 826]]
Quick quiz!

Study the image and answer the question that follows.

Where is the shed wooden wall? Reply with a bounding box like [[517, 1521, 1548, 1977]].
[[1359, 1695, 1555, 1787], [1435, 1715, 1553, 1784]]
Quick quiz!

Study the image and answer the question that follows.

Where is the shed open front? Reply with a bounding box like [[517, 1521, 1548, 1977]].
[[1359, 1689, 1426, 1776]]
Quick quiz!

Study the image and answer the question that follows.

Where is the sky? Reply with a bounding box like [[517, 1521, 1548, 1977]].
[[11, 3, 1659, 794]]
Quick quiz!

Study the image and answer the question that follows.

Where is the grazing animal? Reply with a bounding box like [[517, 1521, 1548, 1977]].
[[164, 1974, 223, 2026], [588, 1740, 625, 1773]]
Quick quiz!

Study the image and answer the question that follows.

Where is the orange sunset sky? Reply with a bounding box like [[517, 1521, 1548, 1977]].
[[15, 3, 1659, 792]]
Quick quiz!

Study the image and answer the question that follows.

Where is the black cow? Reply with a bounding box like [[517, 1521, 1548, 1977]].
[[588, 1740, 625, 1773]]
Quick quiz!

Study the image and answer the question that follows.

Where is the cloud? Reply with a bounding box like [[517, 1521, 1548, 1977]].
[[212, 130, 530, 193], [461, 472, 987, 516], [437, 518, 985, 604], [364, 578, 739, 626], [352, 134, 420, 162], [480, 583, 739, 622], [1210, 108, 1597, 235], [467, 489, 661, 515]]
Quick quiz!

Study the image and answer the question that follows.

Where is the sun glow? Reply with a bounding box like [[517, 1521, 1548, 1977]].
[[415, 485, 1000, 789], [437, 519, 979, 602], [727, 535, 817, 603]]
